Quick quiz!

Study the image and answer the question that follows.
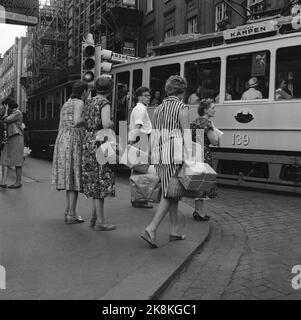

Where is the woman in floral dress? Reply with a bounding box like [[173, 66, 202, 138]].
[[82, 76, 116, 231], [52, 81, 89, 224], [190, 99, 220, 221]]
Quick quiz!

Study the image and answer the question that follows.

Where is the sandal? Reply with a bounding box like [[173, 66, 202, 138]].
[[140, 230, 158, 248], [193, 211, 210, 221], [94, 223, 116, 231], [169, 234, 186, 241]]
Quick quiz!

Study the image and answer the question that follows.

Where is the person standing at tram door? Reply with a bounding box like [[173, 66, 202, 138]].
[[241, 77, 263, 100], [190, 99, 220, 221], [129, 86, 153, 209], [52, 81, 89, 223]]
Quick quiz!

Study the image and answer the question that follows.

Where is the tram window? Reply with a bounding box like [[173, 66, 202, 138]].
[[40, 99, 46, 119], [40, 98, 46, 120], [132, 69, 143, 107], [29, 102, 34, 120], [276, 45, 301, 99], [115, 71, 130, 133], [150, 63, 180, 102], [66, 86, 72, 100], [226, 51, 270, 100], [47, 95, 53, 119], [53, 92, 60, 118], [35, 101, 41, 120], [184, 58, 221, 104]]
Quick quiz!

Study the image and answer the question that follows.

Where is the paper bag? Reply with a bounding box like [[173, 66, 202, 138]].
[[130, 166, 161, 203], [120, 145, 149, 169], [179, 161, 217, 192]]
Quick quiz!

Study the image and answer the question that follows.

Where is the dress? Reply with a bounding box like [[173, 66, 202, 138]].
[[153, 96, 186, 198], [0, 110, 24, 167], [190, 116, 218, 199], [51, 98, 85, 191], [82, 95, 115, 199]]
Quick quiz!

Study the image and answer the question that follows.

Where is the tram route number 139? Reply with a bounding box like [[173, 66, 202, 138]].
[[232, 133, 250, 147]]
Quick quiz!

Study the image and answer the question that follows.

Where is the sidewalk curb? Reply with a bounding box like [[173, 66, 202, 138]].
[[99, 201, 211, 301]]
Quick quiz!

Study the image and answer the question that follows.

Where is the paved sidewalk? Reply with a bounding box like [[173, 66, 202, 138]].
[[159, 188, 301, 300], [0, 158, 209, 300]]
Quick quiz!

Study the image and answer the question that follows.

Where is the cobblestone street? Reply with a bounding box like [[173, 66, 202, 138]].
[[160, 187, 301, 300]]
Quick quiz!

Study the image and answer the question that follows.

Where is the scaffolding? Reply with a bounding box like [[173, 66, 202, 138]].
[[26, 0, 67, 94]]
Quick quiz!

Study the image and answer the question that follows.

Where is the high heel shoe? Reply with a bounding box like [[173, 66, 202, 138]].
[[193, 211, 210, 221], [65, 215, 85, 224], [169, 234, 186, 241]]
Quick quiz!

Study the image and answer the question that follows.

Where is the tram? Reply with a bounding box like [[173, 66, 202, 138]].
[[27, 14, 301, 193]]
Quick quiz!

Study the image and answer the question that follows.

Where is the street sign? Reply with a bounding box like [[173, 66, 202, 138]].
[[111, 52, 138, 64], [0, 0, 39, 26]]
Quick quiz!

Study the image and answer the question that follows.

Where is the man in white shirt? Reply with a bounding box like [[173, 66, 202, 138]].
[[129, 86, 153, 208], [241, 77, 263, 100]]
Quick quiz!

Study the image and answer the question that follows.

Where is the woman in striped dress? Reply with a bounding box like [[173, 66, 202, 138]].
[[141, 75, 191, 248]]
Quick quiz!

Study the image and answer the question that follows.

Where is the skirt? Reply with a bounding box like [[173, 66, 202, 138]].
[[0, 134, 24, 167]]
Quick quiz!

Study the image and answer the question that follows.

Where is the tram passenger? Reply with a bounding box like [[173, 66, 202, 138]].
[[82, 76, 116, 231], [129, 86, 153, 209], [276, 78, 292, 100], [241, 77, 263, 100], [150, 91, 162, 107], [190, 99, 220, 221], [141, 75, 190, 248], [51, 81, 89, 223], [0, 98, 24, 189], [187, 87, 201, 105]]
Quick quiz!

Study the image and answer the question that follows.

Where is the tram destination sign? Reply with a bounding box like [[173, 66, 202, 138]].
[[224, 21, 278, 41], [0, 0, 39, 26]]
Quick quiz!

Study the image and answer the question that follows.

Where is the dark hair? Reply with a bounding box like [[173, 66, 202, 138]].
[[2, 98, 18, 109], [95, 76, 114, 95], [135, 86, 150, 98], [197, 98, 214, 117], [70, 81, 88, 99], [165, 75, 187, 96]]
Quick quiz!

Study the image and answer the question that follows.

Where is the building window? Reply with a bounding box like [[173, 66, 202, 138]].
[[215, 2, 227, 31], [165, 28, 174, 39], [187, 16, 198, 34], [247, 0, 265, 16], [146, 0, 154, 13]]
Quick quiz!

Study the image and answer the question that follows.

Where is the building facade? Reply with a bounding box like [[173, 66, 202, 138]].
[[139, 0, 299, 56]]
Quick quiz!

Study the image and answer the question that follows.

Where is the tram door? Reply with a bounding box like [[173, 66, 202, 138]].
[[114, 71, 130, 135], [128, 69, 143, 122]]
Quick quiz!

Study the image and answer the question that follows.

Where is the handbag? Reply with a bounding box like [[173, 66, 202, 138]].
[[166, 176, 206, 199]]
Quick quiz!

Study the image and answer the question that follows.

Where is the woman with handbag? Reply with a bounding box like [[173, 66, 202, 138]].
[[190, 99, 220, 221], [140, 75, 191, 248], [0, 98, 24, 189], [82, 76, 116, 231]]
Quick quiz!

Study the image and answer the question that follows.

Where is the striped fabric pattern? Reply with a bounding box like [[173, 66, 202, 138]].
[[152, 96, 186, 197]]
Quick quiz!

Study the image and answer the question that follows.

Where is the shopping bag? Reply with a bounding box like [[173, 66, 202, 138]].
[[23, 146, 32, 158], [179, 161, 217, 192], [130, 166, 161, 203]]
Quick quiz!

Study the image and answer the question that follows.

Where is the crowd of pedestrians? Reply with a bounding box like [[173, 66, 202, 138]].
[[50, 74, 221, 248], [0, 74, 221, 249]]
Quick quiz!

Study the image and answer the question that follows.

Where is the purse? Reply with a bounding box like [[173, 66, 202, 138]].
[[166, 176, 206, 199]]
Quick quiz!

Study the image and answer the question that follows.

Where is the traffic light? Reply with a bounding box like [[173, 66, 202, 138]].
[[81, 34, 95, 85], [95, 45, 113, 77]]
